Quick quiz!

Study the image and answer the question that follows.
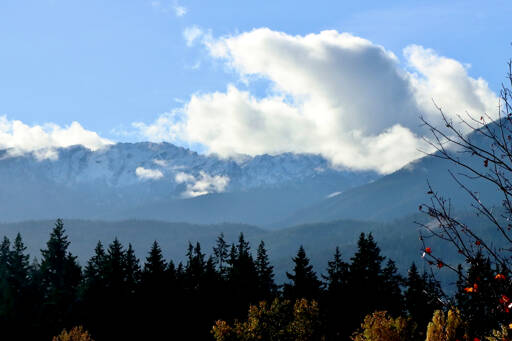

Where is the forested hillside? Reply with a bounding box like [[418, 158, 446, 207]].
[[0, 215, 474, 285]]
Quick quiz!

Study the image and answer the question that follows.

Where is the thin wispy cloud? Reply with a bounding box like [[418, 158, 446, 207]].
[[174, 4, 187, 17], [186, 60, 201, 70], [183, 26, 204, 46], [151, 0, 187, 17]]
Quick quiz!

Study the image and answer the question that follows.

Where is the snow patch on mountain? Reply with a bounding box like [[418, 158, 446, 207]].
[[326, 191, 342, 199]]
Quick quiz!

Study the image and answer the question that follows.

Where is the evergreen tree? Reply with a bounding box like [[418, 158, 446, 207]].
[[323, 246, 349, 294], [0, 234, 33, 338], [124, 243, 140, 294], [9, 234, 30, 281], [103, 238, 126, 293], [175, 262, 185, 290], [143, 241, 167, 281], [8, 233, 31, 303], [100, 238, 141, 340], [455, 251, 504, 338], [84, 241, 106, 288], [0, 237, 11, 321], [204, 255, 218, 287], [213, 233, 229, 277], [81, 241, 106, 338], [39, 219, 82, 337], [404, 262, 422, 312], [284, 245, 322, 300], [322, 246, 350, 339], [228, 244, 237, 269], [234, 233, 251, 261], [381, 259, 404, 316], [404, 262, 442, 339], [167, 259, 177, 284], [346, 233, 386, 336], [227, 233, 258, 318], [185, 242, 206, 291], [140, 241, 169, 339], [0, 237, 10, 276], [350, 233, 384, 281], [255, 241, 276, 300]]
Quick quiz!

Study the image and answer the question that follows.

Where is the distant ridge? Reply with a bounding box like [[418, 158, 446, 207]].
[[0, 142, 377, 225], [0, 215, 480, 287]]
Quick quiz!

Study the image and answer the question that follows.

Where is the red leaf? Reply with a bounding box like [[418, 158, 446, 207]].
[[495, 274, 506, 280]]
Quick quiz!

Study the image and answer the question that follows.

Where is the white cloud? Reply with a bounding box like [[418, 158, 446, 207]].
[[136, 28, 498, 174], [0, 116, 113, 160], [174, 4, 187, 17], [175, 171, 195, 183], [183, 26, 204, 47], [175, 171, 229, 197], [132, 110, 184, 142], [135, 167, 164, 180], [151, 0, 187, 17], [188, 60, 201, 70], [404, 45, 497, 122]]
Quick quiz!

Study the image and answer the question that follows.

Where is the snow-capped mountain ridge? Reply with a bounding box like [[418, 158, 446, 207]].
[[0, 142, 378, 224], [3, 142, 371, 191]]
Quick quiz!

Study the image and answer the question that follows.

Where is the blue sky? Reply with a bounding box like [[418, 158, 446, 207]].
[[0, 0, 510, 172]]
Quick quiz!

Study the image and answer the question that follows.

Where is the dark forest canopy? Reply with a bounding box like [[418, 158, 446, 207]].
[[0, 218, 498, 341]]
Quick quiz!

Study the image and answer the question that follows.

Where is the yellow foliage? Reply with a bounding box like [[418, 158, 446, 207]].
[[287, 299, 321, 341], [52, 326, 94, 341], [485, 325, 511, 341], [351, 311, 414, 341], [211, 298, 323, 341], [426, 309, 464, 341], [212, 320, 236, 341]]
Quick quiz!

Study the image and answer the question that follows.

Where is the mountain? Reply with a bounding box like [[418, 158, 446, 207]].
[[282, 133, 500, 226], [0, 142, 377, 225]]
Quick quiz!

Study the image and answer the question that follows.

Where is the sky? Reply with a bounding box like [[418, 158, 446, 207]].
[[0, 0, 510, 173]]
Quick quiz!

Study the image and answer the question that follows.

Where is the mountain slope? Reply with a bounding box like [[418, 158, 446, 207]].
[[282, 146, 500, 226], [0, 143, 377, 224]]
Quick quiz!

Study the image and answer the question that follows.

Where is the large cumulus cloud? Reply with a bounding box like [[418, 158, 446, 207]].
[[135, 28, 498, 174]]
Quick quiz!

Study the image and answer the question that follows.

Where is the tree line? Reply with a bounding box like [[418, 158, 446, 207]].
[[0, 218, 502, 340]]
